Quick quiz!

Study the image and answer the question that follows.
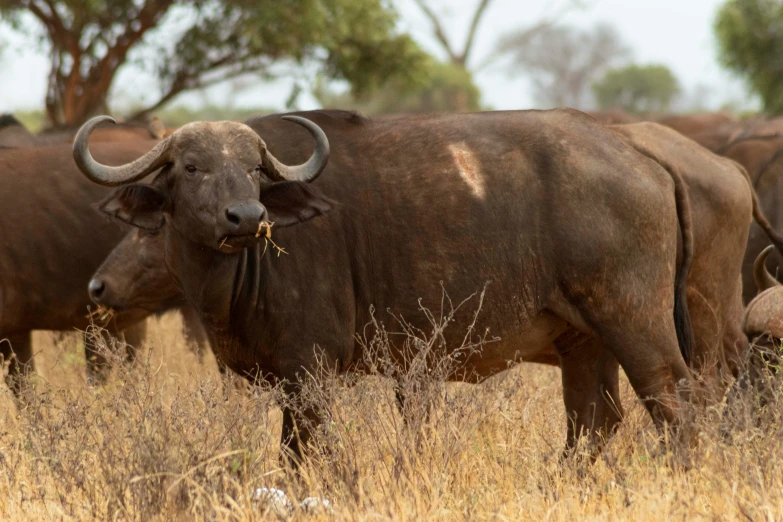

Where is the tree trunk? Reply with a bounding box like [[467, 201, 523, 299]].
[[49, 82, 111, 129]]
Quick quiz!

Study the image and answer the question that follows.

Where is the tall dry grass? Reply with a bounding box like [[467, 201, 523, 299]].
[[1, 310, 782, 521]]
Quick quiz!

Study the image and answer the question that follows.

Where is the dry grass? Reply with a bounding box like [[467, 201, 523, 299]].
[[1, 311, 782, 521]]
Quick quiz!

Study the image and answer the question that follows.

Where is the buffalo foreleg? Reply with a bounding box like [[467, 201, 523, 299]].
[[279, 380, 322, 469], [121, 321, 147, 364], [84, 321, 147, 385]]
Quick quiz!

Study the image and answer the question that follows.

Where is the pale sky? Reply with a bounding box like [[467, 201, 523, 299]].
[[0, 0, 754, 114]]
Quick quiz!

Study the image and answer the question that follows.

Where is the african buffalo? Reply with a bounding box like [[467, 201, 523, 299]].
[[88, 228, 219, 373], [74, 108, 701, 464], [0, 142, 169, 396], [608, 122, 758, 384], [87, 112, 767, 448], [719, 129, 783, 304]]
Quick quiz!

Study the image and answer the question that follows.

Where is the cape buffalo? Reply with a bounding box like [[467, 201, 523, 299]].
[[88, 227, 218, 373], [608, 123, 757, 384], [88, 113, 766, 451], [0, 142, 168, 396], [74, 108, 699, 464], [719, 130, 783, 304]]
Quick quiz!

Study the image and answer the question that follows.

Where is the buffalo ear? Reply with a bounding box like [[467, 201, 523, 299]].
[[259, 181, 335, 227], [99, 184, 167, 230]]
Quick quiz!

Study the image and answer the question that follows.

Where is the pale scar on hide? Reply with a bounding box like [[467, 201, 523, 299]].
[[448, 142, 485, 198]]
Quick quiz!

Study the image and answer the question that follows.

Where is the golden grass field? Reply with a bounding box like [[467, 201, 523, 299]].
[[1, 311, 782, 521]]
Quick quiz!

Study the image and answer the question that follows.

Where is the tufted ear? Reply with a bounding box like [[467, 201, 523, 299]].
[[99, 184, 168, 230], [259, 181, 335, 227]]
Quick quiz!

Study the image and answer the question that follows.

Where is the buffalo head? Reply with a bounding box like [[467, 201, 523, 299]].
[[741, 245, 783, 404], [744, 245, 783, 341], [88, 228, 180, 314], [73, 116, 333, 253]]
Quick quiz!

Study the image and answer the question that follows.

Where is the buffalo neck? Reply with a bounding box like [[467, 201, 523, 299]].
[[162, 215, 359, 378]]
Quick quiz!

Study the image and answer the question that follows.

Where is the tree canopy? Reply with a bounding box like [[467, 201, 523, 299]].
[[314, 60, 481, 114], [499, 22, 629, 109], [715, 0, 783, 114], [592, 63, 680, 114], [0, 0, 430, 127]]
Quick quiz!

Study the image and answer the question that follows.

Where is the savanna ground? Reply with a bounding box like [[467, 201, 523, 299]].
[[1, 311, 782, 521]]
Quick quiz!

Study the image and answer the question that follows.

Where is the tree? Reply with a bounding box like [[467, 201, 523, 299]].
[[715, 0, 783, 114], [592, 64, 680, 114], [409, 0, 586, 110], [498, 23, 630, 108], [411, 0, 492, 70], [0, 0, 429, 128], [314, 60, 481, 114]]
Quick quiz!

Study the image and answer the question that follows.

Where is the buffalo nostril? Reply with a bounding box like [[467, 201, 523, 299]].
[[225, 208, 241, 225], [222, 202, 265, 234], [88, 279, 105, 300]]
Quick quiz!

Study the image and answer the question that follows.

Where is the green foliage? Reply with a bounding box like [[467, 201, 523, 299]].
[[314, 60, 482, 115], [0, 0, 430, 127], [715, 0, 783, 114], [592, 63, 680, 114]]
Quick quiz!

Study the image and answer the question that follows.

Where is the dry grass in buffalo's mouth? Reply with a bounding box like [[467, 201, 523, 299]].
[[219, 220, 287, 256], [255, 220, 274, 239], [256, 220, 287, 257], [85, 304, 115, 324]]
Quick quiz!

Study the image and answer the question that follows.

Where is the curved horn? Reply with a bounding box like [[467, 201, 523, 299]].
[[73, 116, 172, 186], [263, 115, 330, 183], [754, 245, 780, 293]]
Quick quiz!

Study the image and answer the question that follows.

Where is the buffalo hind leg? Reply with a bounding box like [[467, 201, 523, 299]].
[[556, 333, 623, 456], [596, 311, 695, 441], [1, 332, 35, 398]]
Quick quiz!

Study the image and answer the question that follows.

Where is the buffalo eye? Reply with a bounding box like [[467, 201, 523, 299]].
[[185, 165, 197, 174], [255, 165, 262, 174]]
